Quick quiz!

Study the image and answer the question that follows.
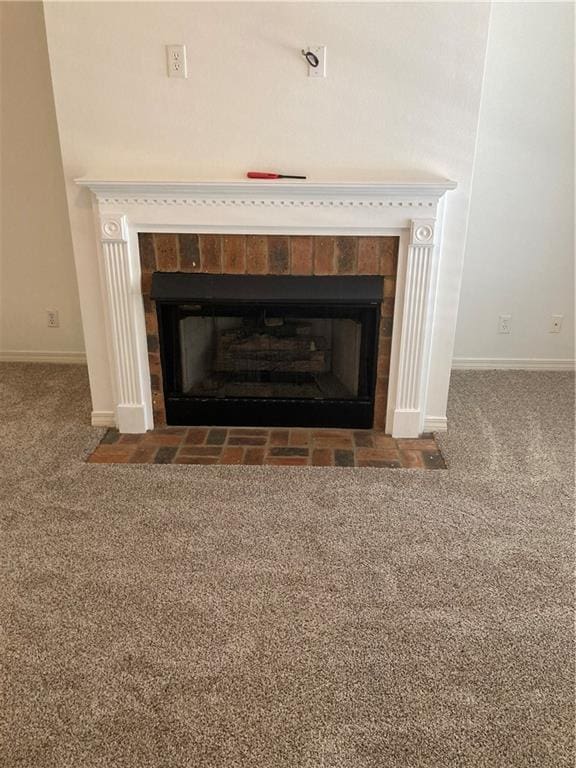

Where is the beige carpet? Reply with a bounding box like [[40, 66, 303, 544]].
[[0, 363, 573, 768]]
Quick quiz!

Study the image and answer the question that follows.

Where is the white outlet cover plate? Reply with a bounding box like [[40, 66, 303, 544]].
[[166, 44, 187, 78], [550, 314, 564, 333], [47, 309, 59, 328], [307, 46, 327, 78]]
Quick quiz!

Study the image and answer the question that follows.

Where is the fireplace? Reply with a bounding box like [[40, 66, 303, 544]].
[[76, 178, 458, 437], [152, 274, 382, 428]]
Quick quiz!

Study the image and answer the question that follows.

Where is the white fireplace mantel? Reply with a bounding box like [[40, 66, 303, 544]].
[[77, 177, 457, 437]]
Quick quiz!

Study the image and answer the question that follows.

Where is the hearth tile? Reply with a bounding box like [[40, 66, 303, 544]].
[[371, 433, 397, 450], [178, 446, 222, 457], [289, 430, 310, 447], [141, 432, 183, 447], [422, 451, 446, 470], [154, 447, 178, 464], [312, 429, 350, 439], [265, 456, 309, 466], [396, 438, 438, 451], [228, 436, 267, 446], [357, 459, 402, 468], [229, 428, 268, 437], [244, 447, 266, 465], [334, 449, 355, 467], [129, 446, 157, 463], [312, 433, 354, 450], [89, 444, 133, 459], [311, 448, 333, 466], [101, 429, 120, 444], [220, 447, 244, 464], [206, 428, 227, 445], [399, 450, 424, 469], [356, 448, 400, 463], [156, 427, 187, 435], [88, 425, 445, 470], [185, 428, 209, 445], [269, 429, 289, 446], [353, 431, 373, 448], [269, 447, 309, 457], [118, 434, 142, 444]]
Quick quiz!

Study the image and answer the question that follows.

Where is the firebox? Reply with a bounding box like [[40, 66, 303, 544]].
[[151, 274, 382, 428]]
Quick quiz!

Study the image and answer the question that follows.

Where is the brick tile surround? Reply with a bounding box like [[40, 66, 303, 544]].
[[139, 233, 399, 431]]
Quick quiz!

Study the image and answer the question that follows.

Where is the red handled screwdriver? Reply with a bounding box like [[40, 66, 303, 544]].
[[247, 171, 307, 179]]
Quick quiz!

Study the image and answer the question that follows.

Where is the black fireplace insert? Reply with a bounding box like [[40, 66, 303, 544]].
[[151, 274, 382, 428]]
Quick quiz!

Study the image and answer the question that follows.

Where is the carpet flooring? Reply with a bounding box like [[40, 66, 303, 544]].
[[0, 363, 573, 768]]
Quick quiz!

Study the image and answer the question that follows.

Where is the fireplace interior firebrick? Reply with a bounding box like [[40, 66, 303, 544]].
[[152, 274, 382, 428]]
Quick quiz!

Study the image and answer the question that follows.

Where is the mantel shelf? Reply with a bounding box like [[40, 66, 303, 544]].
[[76, 177, 457, 201]]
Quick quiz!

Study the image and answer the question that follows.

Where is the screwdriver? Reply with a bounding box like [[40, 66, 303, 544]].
[[247, 171, 307, 180]]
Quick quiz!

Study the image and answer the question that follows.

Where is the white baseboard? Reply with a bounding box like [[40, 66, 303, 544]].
[[452, 357, 575, 371], [91, 410, 116, 427], [423, 415, 448, 433], [0, 349, 87, 364]]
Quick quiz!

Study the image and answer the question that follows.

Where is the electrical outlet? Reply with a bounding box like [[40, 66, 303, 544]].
[[166, 45, 187, 78], [550, 314, 564, 333], [47, 309, 59, 328], [306, 46, 327, 78], [498, 314, 512, 334]]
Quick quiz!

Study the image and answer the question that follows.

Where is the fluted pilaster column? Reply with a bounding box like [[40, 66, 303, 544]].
[[392, 220, 437, 437], [99, 214, 149, 432]]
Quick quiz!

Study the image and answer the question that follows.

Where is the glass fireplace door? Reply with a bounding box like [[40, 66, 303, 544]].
[[153, 274, 382, 429], [157, 302, 379, 428]]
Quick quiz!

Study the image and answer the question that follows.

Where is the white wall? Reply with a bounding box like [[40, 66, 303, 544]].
[[43, 1, 490, 423], [454, 1, 574, 367], [0, 2, 84, 362]]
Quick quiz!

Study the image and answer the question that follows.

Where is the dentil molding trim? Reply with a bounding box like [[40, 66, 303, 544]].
[[77, 178, 457, 205]]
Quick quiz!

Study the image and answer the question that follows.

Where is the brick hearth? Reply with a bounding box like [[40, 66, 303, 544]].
[[87, 427, 445, 469]]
